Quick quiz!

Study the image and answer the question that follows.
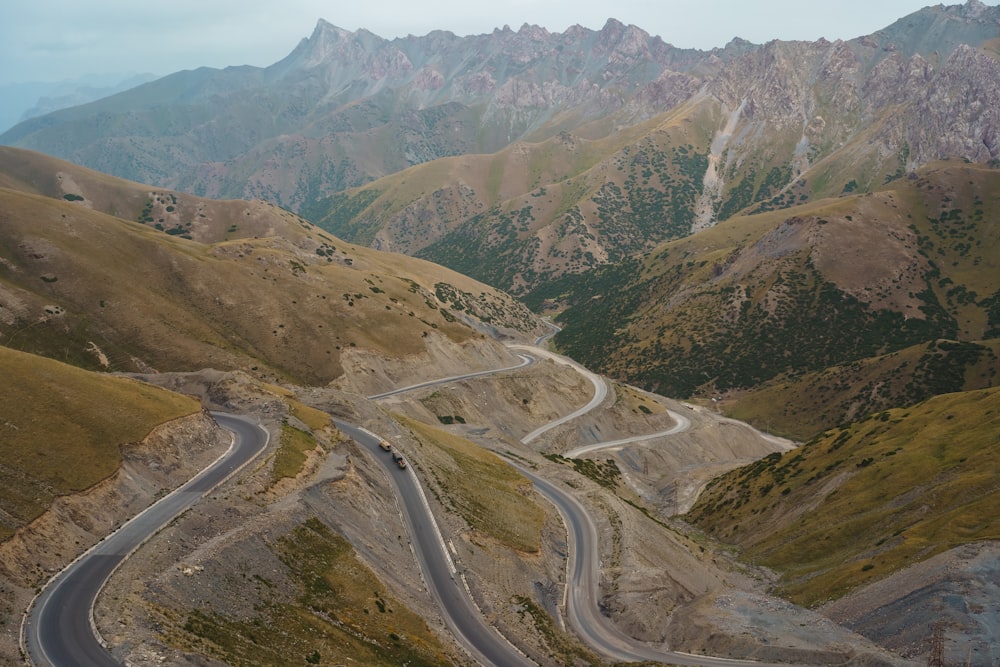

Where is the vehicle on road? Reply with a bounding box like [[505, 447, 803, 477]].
[[392, 451, 407, 469], [379, 438, 392, 451]]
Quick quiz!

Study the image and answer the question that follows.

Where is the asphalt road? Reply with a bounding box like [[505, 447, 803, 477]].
[[514, 463, 798, 667], [359, 341, 799, 665], [563, 408, 692, 459], [24, 346, 796, 667], [508, 344, 608, 444], [368, 353, 534, 400], [363, 341, 798, 665], [23, 412, 269, 667], [332, 419, 535, 667]]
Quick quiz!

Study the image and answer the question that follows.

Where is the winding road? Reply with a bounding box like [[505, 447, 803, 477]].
[[356, 342, 797, 666], [27, 339, 794, 667], [512, 463, 792, 667], [563, 408, 692, 459], [332, 420, 534, 667], [509, 344, 608, 444], [23, 413, 269, 667], [368, 353, 534, 400]]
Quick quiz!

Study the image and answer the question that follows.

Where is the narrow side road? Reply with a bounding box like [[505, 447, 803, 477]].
[[508, 344, 608, 444], [368, 353, 534, 399], [563, 408, 692, 459], [22, 413, 269, 667]]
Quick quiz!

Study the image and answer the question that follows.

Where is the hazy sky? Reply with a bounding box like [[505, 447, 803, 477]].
[[0, 1, 989, 84]]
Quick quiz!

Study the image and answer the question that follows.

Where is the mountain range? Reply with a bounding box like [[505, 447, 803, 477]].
[[1, 2, 999, 664], [4, 3, 998, 228]]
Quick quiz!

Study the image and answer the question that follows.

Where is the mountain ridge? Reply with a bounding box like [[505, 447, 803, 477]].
[[6, 1, 996, 230], [302, 4, 1000, 295]]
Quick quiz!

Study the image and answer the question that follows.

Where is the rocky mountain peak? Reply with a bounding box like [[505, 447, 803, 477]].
[[724, 37, 755, 49], [597, 18, 653, 56], [279, 19, 416, 83], [960, 0, 989, 18], [285, 19, 392, 70], [515, 23, 550, 40]]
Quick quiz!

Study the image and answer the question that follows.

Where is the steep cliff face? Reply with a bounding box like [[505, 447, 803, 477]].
[[701, 25, 1000, 212]]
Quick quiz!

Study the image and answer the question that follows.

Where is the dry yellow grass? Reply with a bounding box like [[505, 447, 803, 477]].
[[270, 424, 319, 484], [287, 398, 331, 431], [0, 178, 526, 386], [689, 387, 1000, 606], [0, 346, 199, 539], [400, 417, 544, 553]]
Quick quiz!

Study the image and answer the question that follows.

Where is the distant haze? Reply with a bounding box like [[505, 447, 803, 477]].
[[1, 1, 990, 85]]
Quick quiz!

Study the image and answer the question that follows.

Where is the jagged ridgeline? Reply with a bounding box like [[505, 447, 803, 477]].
[[308, 6, 1000, 297], [3, 4, 998, 300]]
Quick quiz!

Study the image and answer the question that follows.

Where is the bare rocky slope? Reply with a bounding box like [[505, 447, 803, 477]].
[[89, 345, 912, 667]]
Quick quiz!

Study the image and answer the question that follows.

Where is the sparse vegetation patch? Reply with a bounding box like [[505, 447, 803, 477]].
[[174, 517, 451, 666], [401, 417, 544, 552], [271, 423, 321, 484]]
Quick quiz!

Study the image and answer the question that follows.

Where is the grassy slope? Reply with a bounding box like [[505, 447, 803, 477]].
[[400, 417, 544, 553], [686, 386, 1000, 607], [0, 346, 199, 539], [550, 161, 1000, 435], [0, 145, 307, 245], [726, 338, 1000, 440], [315, 102, 720, 294], [0, 153, 537, 385]]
